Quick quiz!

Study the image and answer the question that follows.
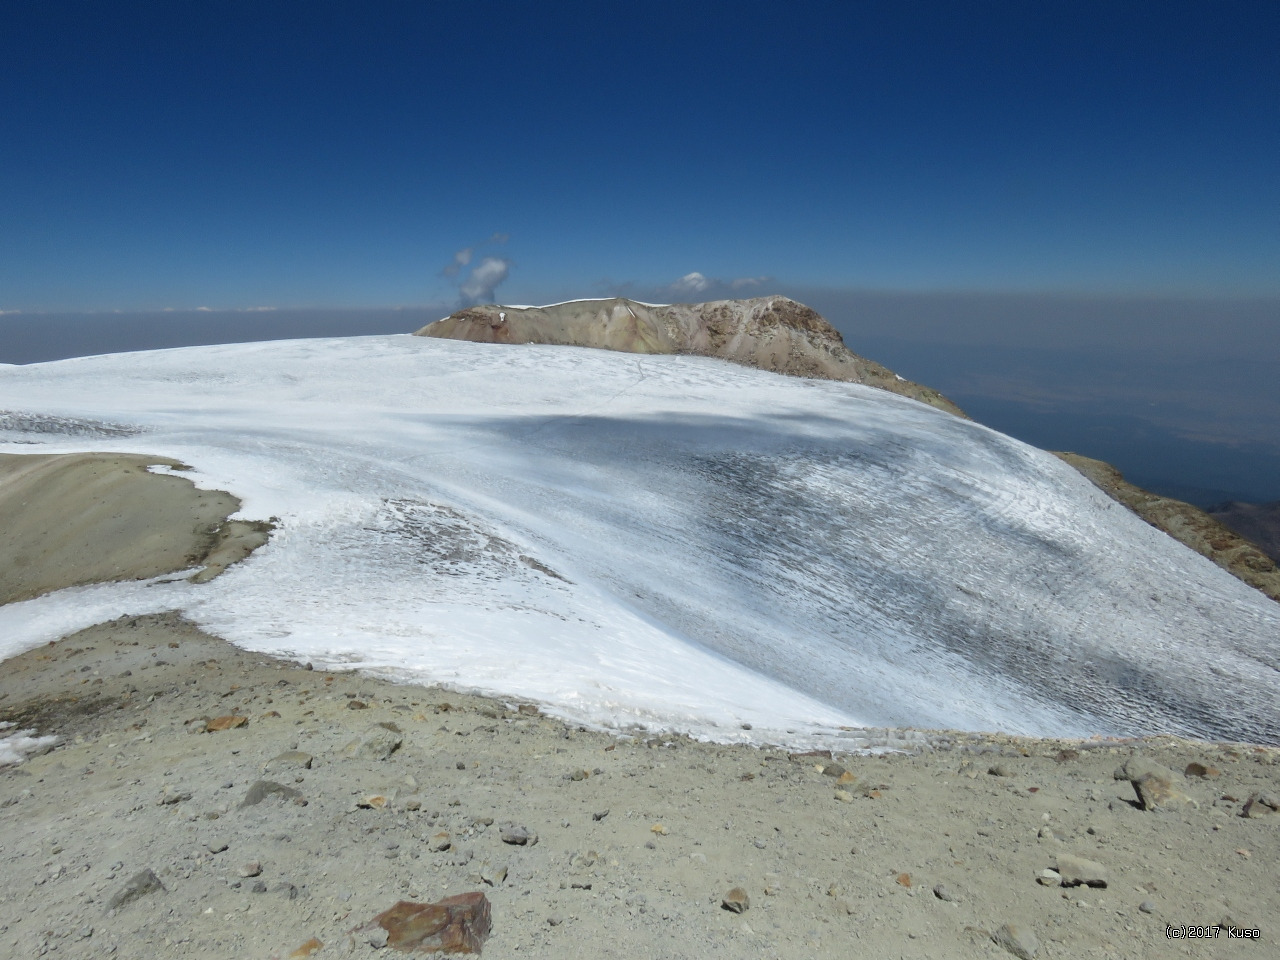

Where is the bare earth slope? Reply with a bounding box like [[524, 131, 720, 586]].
[[0, 452, 271, 605], [416, 297, 964, 416], [1054, 453, 1280, 603], [1, 613, 1276, 960]]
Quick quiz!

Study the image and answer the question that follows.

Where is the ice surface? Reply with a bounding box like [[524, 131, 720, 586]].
[[2, 335, 1278, 746], [0, 722, 59, 766]]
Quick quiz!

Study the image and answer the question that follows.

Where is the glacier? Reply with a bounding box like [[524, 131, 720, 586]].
[[1, 334, 1277, 747]]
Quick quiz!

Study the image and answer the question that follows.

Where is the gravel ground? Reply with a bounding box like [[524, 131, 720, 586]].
[[1, 612, 1277, 959]]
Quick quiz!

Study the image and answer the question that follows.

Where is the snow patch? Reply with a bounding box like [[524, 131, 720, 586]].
[[0, 722, 59, 766]]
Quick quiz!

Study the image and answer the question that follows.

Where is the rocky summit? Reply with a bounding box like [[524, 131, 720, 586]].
[[416, 296, 963, 416]]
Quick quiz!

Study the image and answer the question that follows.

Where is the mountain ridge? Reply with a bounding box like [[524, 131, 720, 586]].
[[416, 296, 964, 416]]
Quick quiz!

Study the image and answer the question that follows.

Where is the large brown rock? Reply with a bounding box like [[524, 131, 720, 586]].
[[416, 297, 963, 416], [1113, 756, 1195, 811], [357, 892, 491, 953]]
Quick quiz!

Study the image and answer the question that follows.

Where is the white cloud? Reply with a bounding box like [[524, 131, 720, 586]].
[[460, 257, 511, 304], [730, 276, 769, 289], [668, 272, 712, 295], [443, 246, 474, 279]]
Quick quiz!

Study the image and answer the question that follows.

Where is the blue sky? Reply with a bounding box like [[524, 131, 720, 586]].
[[3, 1, 1278, 311]]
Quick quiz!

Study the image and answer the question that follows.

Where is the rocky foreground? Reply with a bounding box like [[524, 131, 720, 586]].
[[1, 613, 1277, 960]]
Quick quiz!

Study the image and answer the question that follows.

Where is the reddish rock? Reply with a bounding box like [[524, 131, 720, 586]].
[[358, 893, 491, 954], [1184, 762, 1221, 779], [288, 937, 323, 958], [206, 715, 248, 732]]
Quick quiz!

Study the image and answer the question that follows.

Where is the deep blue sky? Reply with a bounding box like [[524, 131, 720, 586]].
[[3, 1, 1278, 311], [4, 3, 1279, 505]]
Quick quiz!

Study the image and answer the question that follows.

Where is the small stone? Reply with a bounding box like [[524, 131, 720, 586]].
[[207, 841, 229, 854], [1184, 762, 1220, 779], [106, 869, 166, 912], [721, 887, 750, 913], [251, 880, 268, 893], [650, 823, 668, 835], [357, 791, 395, 809], [239, 861, 262, 878], [288, 938, 324, 958], [834, 790, 852, 803], [357, 893, 491, 953], [156, 787, 192, 805], [1055, 854, 1107, 888], [547, 915, 564, 927], [240, 780, 302, 807], [895, 872, 912, 887], [206, 715, 248, 732], [500, 824, 536, 846], [1139, 900, 1156, 914], [430, 831, 452, 852], [822, 763, 848, 779], [836, 770, 857, 784], [347, 700, 368, 710], [992, 922, 1039, 959], [933, 883, 959, 902], [1241, 792, 1280, 818], [592, 810, 609, 821], [1036, 869, 1060, 886], [344, 727, 403, 761], [988, 763, 1014, 777], [264, 751, 314, 772], [481, 864, 507, 887], [1037, 826, 1060, 841]]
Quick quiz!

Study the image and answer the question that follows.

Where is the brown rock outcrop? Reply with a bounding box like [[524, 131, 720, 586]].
[[415, 297, 963, 416]]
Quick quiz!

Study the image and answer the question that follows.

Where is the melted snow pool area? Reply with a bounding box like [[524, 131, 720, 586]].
[[2, 335, 1278, 747]]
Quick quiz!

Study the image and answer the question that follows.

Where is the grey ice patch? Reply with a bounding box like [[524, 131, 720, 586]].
[[0, 409, 141, 438], [369, 499, 569, 584]]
